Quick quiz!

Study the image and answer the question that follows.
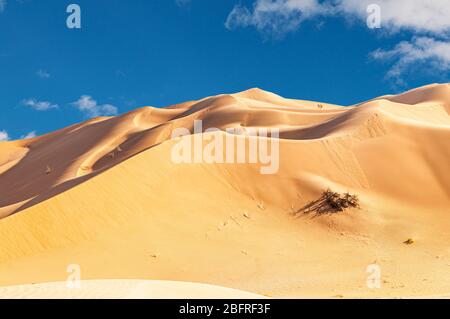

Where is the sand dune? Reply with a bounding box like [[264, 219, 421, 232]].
[[0, 280, 266, 299], [0, 83, 449, 298]]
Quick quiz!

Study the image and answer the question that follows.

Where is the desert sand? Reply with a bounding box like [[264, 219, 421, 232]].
[[0, 83, 449, 298], [0, 280, 266, 299]]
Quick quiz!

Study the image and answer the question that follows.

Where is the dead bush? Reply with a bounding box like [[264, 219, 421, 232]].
[[297, 189, 360, 215]]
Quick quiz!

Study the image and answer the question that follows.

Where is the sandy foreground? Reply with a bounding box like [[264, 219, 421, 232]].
[[0, 83, 449, 298], [0, 280, 266, 299]]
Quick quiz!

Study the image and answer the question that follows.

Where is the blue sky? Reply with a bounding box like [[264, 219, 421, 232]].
[[0, 0, 449, 140]]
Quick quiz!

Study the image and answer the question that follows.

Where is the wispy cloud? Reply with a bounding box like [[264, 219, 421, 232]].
[[0, 130, 9, 142], [226, 0, 450, 83], [36, 69, 51, 79], [115, 70, 126, 77], [0, 1, 6, 13], [21, 131, 37, 139], [176, 0, 191, 8], [371, 36, 450, 85], [335, 0, 450, 35], [23, 98, 58, 111], [226, 0, 330, 38], [72, 95, 118, 118], [226, 0, 450, 37]]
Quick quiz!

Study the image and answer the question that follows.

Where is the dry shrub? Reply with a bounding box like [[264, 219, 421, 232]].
[[297, 189, 360, 215]]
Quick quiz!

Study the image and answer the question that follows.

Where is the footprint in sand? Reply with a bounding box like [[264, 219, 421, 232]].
[[230, 216, 241, 226], [257, 202, 265, 210]]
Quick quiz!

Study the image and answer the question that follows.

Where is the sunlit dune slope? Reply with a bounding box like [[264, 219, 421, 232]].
[[0, 280, 266, 299], [0, 84, 449, 298]]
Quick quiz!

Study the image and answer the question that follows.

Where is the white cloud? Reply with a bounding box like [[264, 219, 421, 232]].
[[226, 0, 330, 38], [36, 69, 51, 79], [21, 131, 37, 139], [335, 0, 450, 35], [226, 0, 450, 37], [72, 95, 118, 118], [176, 0, 191, 7], [371, 36, 450, 84], [0, 1, 6, 13], [0, 130, 9, 142], [23, 98, 58, 111]]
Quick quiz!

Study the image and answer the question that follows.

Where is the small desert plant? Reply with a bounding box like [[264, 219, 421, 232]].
[[297, 189, 360, 215]]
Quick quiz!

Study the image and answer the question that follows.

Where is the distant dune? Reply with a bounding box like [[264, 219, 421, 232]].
[[0, 84, 449, 298]]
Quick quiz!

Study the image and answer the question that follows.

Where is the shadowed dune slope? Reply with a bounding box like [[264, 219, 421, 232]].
[[0, 84, 449, 298]]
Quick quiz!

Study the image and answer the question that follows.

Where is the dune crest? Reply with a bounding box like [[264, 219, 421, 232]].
[[0, 83, 449, 298]]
